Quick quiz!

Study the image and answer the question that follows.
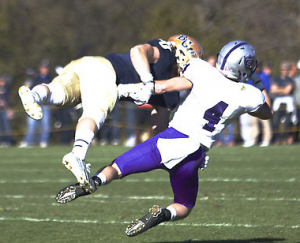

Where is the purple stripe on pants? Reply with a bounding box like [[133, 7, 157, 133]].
[[114, 127, 206, 208]]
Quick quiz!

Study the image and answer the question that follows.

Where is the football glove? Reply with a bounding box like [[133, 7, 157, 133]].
[[118, 81, 154, 105], [117, 83, 140, 99]]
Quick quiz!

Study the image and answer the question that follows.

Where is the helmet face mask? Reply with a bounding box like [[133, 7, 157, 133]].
[[168, 34, 203, 70], [216, 40, 257, 82]]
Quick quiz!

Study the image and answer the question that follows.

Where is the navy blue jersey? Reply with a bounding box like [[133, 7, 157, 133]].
[[272, 76, 294, 97], [105, 39, 179, 110]]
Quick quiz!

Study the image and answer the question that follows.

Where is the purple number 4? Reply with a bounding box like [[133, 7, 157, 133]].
[[203, 101, 228, 132]]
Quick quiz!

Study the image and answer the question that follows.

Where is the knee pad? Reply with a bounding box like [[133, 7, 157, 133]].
[[51, 70, 81, 106]]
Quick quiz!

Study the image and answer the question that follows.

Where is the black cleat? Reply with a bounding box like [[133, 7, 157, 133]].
[[55, 176, 100, 204], [125, 205, 163, 237]]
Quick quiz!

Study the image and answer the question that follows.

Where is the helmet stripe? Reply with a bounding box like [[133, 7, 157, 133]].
[[220, 42, 248, 70]]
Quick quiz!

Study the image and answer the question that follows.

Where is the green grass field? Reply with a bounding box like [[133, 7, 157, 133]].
[[0, 145, 299, 243]]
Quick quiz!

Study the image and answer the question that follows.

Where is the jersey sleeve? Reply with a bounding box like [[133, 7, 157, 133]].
[[244, 85, 266, 113], [147, 39, 173, 53]]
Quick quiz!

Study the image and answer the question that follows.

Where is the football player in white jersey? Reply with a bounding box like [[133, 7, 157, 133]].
[[18, 35, 202, 192], [55, 41, 272, 237]]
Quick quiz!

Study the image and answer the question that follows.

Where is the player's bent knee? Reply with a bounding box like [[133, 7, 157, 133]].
[[112, 163, 123, 178], [79, 110, 106, 130]]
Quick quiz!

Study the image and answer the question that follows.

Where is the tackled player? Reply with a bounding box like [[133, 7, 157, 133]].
[[18, 35, 203, 192]]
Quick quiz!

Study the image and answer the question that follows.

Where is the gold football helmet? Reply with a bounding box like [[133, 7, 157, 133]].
[[168, 34, 203, 69]]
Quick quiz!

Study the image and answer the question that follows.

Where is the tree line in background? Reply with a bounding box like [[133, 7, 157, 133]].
[[0, 0, 300, 107]]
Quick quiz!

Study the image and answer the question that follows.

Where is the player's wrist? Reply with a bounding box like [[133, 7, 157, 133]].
[[140, 73, 154, 83]]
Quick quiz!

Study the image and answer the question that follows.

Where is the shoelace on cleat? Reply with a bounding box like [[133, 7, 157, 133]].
[[86, 163, 91, 173]]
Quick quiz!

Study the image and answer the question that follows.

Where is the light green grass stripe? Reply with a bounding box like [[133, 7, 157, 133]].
[[0, 217, 299, 229], [0, 177, 298, 183], [1, 167, 299, 172]]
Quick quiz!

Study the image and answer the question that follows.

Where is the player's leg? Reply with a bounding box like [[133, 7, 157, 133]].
[[126, 146, 206, 237], [56, 165, 117, 204], [56, 143, 161, 204], [56, 127, 172, 204], [20, 59, 91, 190], [62, 57, 118, 191], [18, 74, 69, 120], [125, 204, 186, 237]]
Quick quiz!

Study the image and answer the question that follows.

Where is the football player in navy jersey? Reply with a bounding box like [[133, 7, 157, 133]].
[[18, 34, 203, 192], [56, 40, 272, 237]]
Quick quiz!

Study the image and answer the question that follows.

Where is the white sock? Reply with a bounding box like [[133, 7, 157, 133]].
[[31, 83, 65, 105], [166, 206, 177, 221], [31, 85, 48, 104], [72, 129, 95, 161], [47, 83, 65, 105], [97, 173, 107, 185]]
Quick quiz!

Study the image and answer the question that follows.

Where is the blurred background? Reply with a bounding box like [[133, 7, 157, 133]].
[[0, 0, 300, 147]]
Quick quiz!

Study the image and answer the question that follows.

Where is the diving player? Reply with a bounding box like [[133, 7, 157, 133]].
[[18, 34, 203, 192], [56, 40, 273, 237]]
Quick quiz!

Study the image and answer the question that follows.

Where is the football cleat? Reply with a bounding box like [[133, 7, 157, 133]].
[[18, 85, 43, 120], [62, 152, 93, 192], [55, 177, 100, 204], [125, 205, 163, 237]]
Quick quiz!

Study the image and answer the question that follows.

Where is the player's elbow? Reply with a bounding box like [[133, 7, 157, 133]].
[[260, 110, 273, 120], [262, 106, 274, 120], [250, 103, 273, 120], [252, 108, 273, 120], [131, 45, 143, 53], [130, 45, 142, 58], [130, 44, 150, 56]]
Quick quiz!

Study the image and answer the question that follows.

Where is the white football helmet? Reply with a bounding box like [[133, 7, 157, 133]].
[[168, 34, 203, 70], [216, 40, 257, 82]]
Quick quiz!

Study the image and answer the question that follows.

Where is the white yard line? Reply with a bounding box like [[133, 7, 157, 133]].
[[1, 194, 300, 202], [0, 216, 299, 229], [0, 207, 19, 211]]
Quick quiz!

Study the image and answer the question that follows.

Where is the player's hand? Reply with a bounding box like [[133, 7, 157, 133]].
[[117, 82, 154, 105], [200, 155, 209, 171], [131, 81, 154, 105], [117, 83, 141, 99]]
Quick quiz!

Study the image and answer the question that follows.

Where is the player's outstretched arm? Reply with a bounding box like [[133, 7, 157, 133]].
[[154, 77, 192, 94], [117, 77, 192, 105]]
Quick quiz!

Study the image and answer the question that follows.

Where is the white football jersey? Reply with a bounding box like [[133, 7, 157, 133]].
[[169, 59, 265, 149]]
